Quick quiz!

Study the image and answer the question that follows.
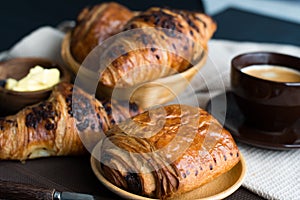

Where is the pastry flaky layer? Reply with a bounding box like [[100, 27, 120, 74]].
[[71, 2, 134, 63], [0, 83, 141, 161], [99, 7, 217, 87], [99, 104, 240, 199], [69, 2, 216, 88]]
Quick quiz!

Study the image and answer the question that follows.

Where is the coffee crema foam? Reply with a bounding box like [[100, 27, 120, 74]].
[[241, 65, 300, 82]]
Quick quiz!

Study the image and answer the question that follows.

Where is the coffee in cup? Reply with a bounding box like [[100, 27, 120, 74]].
[[241, 65, 300, 83]]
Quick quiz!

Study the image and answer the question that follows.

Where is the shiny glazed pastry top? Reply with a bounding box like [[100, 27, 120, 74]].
[[98, 104, 240, 199], [98, 7, 217, 87]]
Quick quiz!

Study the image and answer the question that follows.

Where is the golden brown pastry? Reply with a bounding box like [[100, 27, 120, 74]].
[[98, 104, 240, 199], [70, 2, 134, 63], [98, 7, 217, 87], [0, 83, 141, 161]]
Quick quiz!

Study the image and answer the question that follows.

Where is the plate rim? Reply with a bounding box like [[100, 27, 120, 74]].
[[90, 142, 247, 200]]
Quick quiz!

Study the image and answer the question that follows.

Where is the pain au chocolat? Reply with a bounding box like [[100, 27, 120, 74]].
[[99, 7, 217, 87], [0, 83, 141, 161], [98, 104, 240, 199], [67, 2, 216, 88]]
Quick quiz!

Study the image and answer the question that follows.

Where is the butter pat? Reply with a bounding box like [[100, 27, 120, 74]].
[[6, 66, 60, 91]]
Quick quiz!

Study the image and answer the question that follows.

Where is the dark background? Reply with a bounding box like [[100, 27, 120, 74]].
[[1, 0, 300, 52], [0, 0, 204, 51]]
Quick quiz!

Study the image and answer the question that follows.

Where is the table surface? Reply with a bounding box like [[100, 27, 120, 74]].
[[1, 1, 300, 199]]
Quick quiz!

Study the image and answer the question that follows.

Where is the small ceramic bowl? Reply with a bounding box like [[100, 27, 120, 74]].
[[0, 57, 71, 116], [231, 52, 300, 132]]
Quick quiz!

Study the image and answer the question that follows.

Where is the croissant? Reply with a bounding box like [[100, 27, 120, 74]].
[[98, 7, 217, 87], [0, 83, 141, 161], [70, 2, 134, 63], [98, 104, 240, 199]]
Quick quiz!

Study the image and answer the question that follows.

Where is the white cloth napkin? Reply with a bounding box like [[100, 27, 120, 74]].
[[8, 26, 65, 66], [5, 26, 300, 200]]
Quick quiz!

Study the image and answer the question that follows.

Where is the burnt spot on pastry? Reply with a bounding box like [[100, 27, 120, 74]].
[[237, 152, 239, 157], [213, 158, 217, 164], [156, 55, 160, 60], [96, 113, 102, 120], [25, 102, 58, 130], [209, 164, 213, 170], [0, 119, 5, 130], [69, 86, 73, 92], [141, 15, 151, 22], [186, 17, 200, 33], [66, 94, 73, 117], [143, 9, 183, 38], [223, 155, 227, 161], [152, 12, 162, 26], [195, 170, 198, 176], [66, 94, 72, 104], [77, 119, 90, 132], [199, 165, 203, 171], [125, 173, 142, 194], [194, 16, 207, 28], [130, 24, 138, 29], [105, 105, 112, 115], [28, 112, 39, 126], [129, 102, 140, 114], [0, 119, 17, 129], [230, 152, 233, 157], [181, 172, 187, 178], [72, 94, 96, 131], [155, 11, 176, 30], [45, 122, 55, 131], [68, 110, 73, 117], [140, 33, 151, 45], [150, 47, 156, 52]]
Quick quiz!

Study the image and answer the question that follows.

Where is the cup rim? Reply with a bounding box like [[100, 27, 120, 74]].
[[231, 51, 300, 87]]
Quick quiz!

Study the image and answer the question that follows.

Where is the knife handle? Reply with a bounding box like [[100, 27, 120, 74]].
[[0, 180, 56, 200]]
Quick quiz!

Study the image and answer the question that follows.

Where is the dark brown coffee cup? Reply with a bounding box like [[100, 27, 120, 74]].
[[231, 52, 300, 131]]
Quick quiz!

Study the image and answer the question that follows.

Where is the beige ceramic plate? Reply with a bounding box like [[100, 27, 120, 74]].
[[90, 145, 246, 200]]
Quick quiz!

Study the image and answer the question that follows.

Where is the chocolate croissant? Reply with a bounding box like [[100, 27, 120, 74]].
[[0, 83, 141, 161], [98, 104, 240, 199], [98, 7, 217, 87], [70, 2, 134, 63]]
